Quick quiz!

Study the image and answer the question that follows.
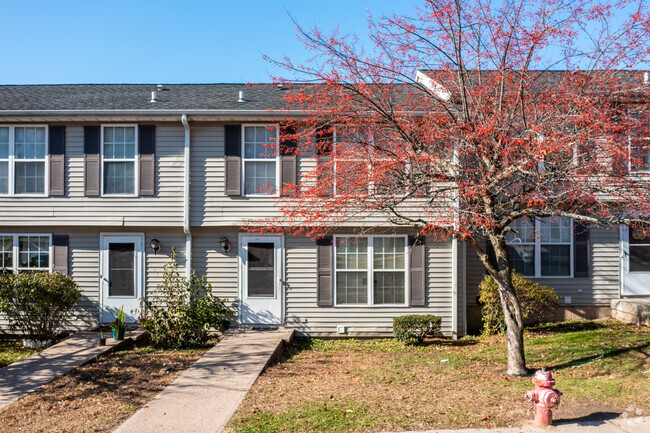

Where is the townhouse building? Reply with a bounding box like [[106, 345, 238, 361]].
[[0, 83, 646, 337]]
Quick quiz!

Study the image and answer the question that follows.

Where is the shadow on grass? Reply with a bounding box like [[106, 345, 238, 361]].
[[422, 337, 479, 347], [555, 411, 621, 426], [544, 341, 650, 371], [528, 320, 607, 334], [264, 337, 316, 368]]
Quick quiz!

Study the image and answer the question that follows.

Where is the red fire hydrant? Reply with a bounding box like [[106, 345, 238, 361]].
[[525, 369, 562, 426]]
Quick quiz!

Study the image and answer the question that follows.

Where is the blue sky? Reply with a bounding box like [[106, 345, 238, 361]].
[[0, 0, 421, 84]]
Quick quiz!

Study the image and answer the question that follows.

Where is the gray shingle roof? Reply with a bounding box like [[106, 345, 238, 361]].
[[0, 84, 295, 111]]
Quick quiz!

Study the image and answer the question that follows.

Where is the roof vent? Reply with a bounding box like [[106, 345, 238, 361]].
[[157, 84, 165, 91], [238, 90, 246, 103], [150, 91, 158, 103]]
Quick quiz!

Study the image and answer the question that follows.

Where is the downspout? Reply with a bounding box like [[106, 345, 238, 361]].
[[451, 237, 458, 340], [451, 144, 460, 340], [462, 241, 467, 337], [181, 114, 192, 280]]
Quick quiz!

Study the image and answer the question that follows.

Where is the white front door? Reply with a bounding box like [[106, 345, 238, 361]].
[[621, 226, 650, 295], [100, 234, 145, 323], [240, 235, 283, 325]]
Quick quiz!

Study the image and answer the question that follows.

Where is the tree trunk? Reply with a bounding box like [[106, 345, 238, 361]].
[[495, 275, 528, 375]]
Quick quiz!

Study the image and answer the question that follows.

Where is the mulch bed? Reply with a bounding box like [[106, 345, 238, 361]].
[[0, 342, 211, 433]]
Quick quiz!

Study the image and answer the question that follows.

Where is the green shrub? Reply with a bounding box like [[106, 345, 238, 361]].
[[0, 272, 81, 342], [393, 314, 442, 345], [478, 272, 560, 335], [139, 251, 234, 348]]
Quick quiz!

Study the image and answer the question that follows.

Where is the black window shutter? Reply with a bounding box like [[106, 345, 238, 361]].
[[84, 126, 100, 196], [409, 235, 426, 306], [225, 125, 241, 196], [280, 124, 297, 197], [316, 236, 333, 307], [574, 221, 590, 277], [139, 125, 155, 196], [315, 126, 333, 155], [49, 125, 65, 196], [52, 235, 69, 275]]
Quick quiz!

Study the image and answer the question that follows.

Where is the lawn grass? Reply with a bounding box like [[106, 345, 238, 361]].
[[226, 319, 650, 433], [0, 341, 41, 368]]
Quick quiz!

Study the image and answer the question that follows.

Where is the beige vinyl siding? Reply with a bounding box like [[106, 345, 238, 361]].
[[191, 229, 239, 302], [143, 230, 187, 299], [190, 124, 284, 227], [464, 242, 487, 332], [0, 124, 184, 227], [69, 230, 100, 329], [284, 235, 456, 336], [189, 123, 451, 228], [463, 227, 621, 330]]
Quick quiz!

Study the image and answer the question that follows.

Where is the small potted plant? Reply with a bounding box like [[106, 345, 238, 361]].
[[99, 328, 106, 346], [110, 305, 126, 341]]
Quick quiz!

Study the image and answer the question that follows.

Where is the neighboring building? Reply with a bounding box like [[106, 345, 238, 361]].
[[0, 84, 646, 337]]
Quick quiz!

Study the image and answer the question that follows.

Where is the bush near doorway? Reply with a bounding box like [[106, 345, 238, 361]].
[[139, 251, 234, 348], [0, 272, 81, 344]]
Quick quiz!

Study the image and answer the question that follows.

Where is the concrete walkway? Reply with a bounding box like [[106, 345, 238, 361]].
[[382, 415, 650, 433], [113, 329, 294, 433], [0, 329, 146, 410]]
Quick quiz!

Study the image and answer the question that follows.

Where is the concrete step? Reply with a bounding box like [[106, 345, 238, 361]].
[[611, 299, 650, 327]]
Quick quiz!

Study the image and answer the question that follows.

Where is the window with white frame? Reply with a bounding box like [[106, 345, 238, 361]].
[[334, 235, 407, 305], [505, 217, 573, 277], [333, 128, 371, 196], [0, 234, 51, 273], [630, 136, 650, 172], [102, 126, 137, 195], [0, 126, 48, 195], [242, 125, 278, 195]]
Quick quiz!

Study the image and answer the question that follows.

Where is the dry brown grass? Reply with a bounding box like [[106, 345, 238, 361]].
[[226, 320, 650, 433]]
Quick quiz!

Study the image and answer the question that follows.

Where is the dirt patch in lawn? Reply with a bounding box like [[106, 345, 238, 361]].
[[226, 320, 650, 433], [0, 342, 212, 433]]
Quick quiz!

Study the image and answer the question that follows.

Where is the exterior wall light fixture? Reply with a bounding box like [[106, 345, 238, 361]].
[[150, 238, 161, 254], [220, 237, 231, 252]]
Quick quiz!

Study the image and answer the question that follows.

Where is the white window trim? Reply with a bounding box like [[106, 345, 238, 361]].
[[507, 218, 574, 278], [100, 124, 139, 197], [241, 124, 280, 197], [628, 136, 650, 174], [333, 234, 409, 307], [0, 233, 53, 273], [332, 127, 376, 196], [0, 125, 49, 197]]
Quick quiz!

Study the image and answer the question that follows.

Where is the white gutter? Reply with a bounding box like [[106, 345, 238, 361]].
[[181, 114, 192, 280]]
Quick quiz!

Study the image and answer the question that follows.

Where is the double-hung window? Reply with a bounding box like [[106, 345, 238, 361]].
[[630, 136, 650, 172], [102, 126, 137, 195], [0, 234, 51, 273], [334, 235, 407, 305], [242, 125, 278, 196], [333, 128, 371, 196], [506, 217, 573, 277], [0, 126, 48, 195]]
